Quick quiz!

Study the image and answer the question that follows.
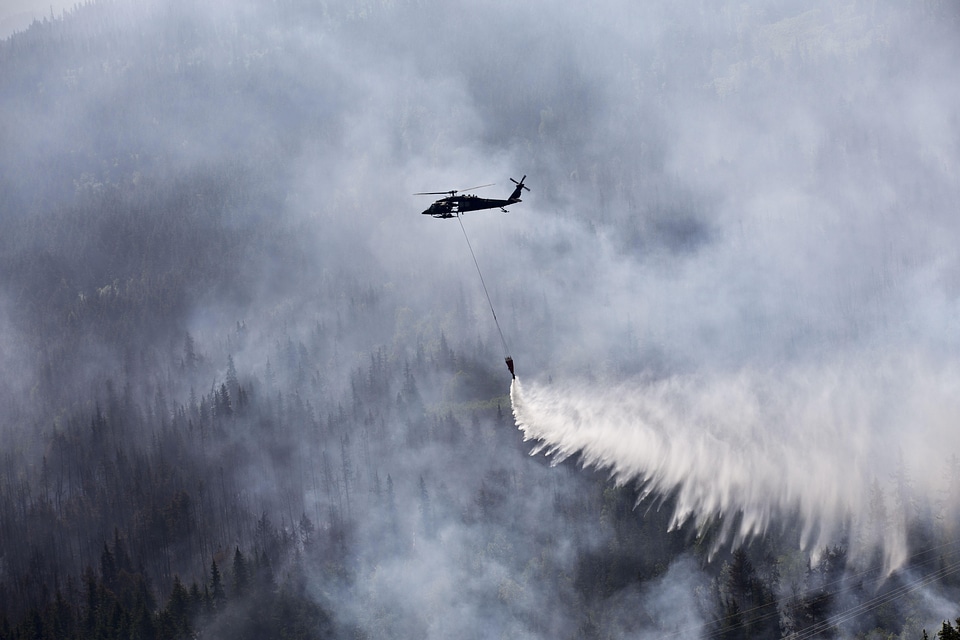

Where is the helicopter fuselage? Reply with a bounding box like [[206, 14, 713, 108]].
[[419, 175, 529, 218], [421, 195, 519, 218]]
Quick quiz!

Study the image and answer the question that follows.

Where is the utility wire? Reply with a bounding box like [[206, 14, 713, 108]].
[[791, 552, 960, 640], [653, 538, 960, 640]]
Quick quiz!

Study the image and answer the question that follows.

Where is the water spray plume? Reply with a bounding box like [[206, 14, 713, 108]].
[[510, 355, 960, 572]]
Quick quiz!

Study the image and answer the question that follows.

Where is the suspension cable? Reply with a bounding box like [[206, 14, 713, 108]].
[[457, 213, 511, 361]]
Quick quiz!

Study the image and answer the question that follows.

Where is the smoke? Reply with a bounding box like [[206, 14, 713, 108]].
[[485, 0, 960, 582], [596, 555, 712, 639], [0, 0, 78, 39], [5, 0, 960, 635]]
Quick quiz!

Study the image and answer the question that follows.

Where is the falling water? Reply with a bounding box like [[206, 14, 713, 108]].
[[510, 354, 960, 572]]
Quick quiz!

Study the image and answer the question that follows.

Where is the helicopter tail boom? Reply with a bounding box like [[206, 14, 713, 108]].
[[508, 175, 529, 202]]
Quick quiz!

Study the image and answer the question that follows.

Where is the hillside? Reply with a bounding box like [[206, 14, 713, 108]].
[[2, 1, 960, 638]]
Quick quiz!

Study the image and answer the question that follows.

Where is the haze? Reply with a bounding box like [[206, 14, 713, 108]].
[[2, 0, 960, 638]]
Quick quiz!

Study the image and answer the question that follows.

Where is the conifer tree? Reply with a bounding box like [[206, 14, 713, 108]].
[[165, 576, 191, 638], [209, 560, 225, 610], [232, 547, 248, 598], [226, 354, 239, 397], [100, 542, 117, 591], [938, 620, 960, 640]]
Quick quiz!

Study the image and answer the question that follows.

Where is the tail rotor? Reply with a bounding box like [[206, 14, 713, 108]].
[[508, 175, 530, 201]]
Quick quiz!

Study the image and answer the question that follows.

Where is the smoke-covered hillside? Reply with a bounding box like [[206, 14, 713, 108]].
[[2, 0, 960, 638]]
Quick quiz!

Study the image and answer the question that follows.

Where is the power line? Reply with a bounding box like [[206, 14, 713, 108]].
[[791, 550, 960, 640], [653, 539, 960, 640]]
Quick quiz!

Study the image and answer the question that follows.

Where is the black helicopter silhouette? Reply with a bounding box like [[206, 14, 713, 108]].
[[416, 176, 529, 218]]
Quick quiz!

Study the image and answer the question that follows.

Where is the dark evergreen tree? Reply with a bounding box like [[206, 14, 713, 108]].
[[45, 589, 74, 640], [164, 575, 191, 639], [209, 560, 225, 610], [936, 620, 960, 640], [216, 383, 233, 417], [232, 547, 249, 599], [184, 332, 199, 372], [100, 542, 117, 592], [715, 548, 778, 639], [82, 567, 99, 639], [129, 587, 157, 640], [418, 475, 433, 538], [226, 355, 239, 399]]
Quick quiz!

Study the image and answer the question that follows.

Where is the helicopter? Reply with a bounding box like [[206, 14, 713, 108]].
[[416, 175, 529, 218]]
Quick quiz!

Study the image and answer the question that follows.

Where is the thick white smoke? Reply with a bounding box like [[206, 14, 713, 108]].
[[500, 2, 960, 579], [511, 354, 960, 572]]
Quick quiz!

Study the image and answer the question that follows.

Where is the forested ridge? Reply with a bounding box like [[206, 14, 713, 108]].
[[2, 0, 960, 638]]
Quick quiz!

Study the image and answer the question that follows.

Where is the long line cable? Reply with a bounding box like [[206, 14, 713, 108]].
[[457, 213, 510, 359]]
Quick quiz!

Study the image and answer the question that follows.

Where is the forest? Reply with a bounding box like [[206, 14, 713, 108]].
[[2, 0, 960, 638]]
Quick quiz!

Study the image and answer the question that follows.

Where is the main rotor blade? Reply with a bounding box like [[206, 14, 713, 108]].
[[414, 183, 494, 196], [458, 183, 495, 192]]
